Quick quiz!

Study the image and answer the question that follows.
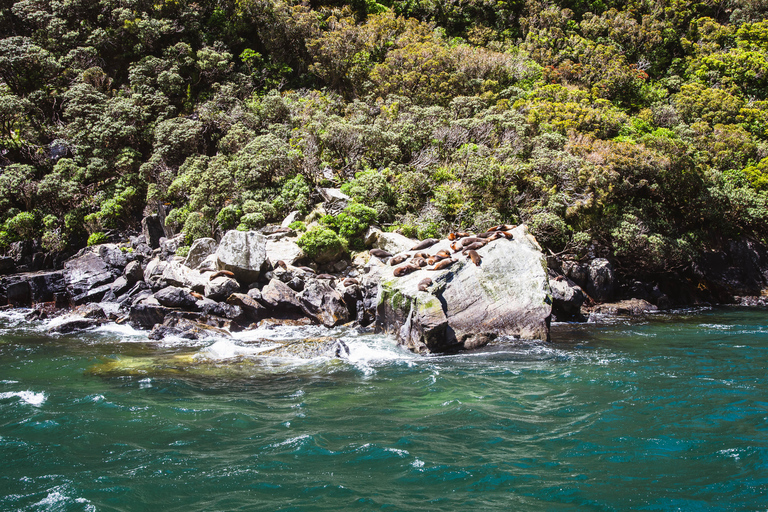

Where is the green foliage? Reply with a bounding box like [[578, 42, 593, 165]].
[[182, 211, 213, 245], [4, 211, 37, 241], [87, 232, 108, 246], [322, 202, 378, 249], [216, 205, 242, 232], [297, 227, 347, 261]]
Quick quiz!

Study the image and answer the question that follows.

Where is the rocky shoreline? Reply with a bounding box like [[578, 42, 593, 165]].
[[2, 206, 767, 356]]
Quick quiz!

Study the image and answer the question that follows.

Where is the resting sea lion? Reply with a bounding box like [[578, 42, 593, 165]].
[[317, 273, 335, 280], [343, 278, 360, 287], [393, 264, 419, 277], [501, 231, 514, 240], [448, 232, 471, 240], [465, 249, 482, 266], [190, 291, 204, 299], [274, 260, 288, 270], [450, 241, 463, 253], [436, 249, 451, 259], [486, 224, 516, 232], [389, 254, 408, 266], [428, 258, 456, 271], [418, 277, 433, 292], [461, 237, 485, 247], [210, 270, 235, 280], [410, 238, 439, 251], [370, 248, 393, 258], [413, 252, 430, 259], [298, 266, 316, 274], [463, 241, 486, 251], [411, 257, 428, 267]]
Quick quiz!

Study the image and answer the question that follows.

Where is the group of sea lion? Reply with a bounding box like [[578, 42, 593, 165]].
[[370, 224, 517, 282]]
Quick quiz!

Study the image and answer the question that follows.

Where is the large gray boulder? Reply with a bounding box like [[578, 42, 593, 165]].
[[184, 238, 218, 269], [586, 258, 614, 302], [374, 225, 552, 353], [266, 238, 305, 267], [365, 227, 416, 255], [63, 248, 123, 304], [216, 230, 267, 284], [299, 279, 350, 327]]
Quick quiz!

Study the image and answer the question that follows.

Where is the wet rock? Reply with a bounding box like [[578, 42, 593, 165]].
[[586, 258, 614, 302], [48, 317, 101, 334], [63, 249, 122, 303], [0, 270, 67, 306], [183, 238, 218, 269], [142, 215, 165, 249], [588, 298, 658, 319], [154, 286, 197, 309], [549, 275, 586, 321], [256, 338, 350, 359], [6, 281, 31, 307], [204, 276, 240, 301], [375, 225, 552, 353], [124, 261, 144, 284], [129, 303, 174, 328], [115, 281, 149, 306], [75, 303, 106, 319], [0, 257, 15, 275], [260, 278, 302, 312], [216, 230, 267, 284], [226, 293, 264, 320], [299, 279, 350, 327]]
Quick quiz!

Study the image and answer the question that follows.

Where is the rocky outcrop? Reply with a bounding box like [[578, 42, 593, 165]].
[[183, 238, 217, 269], [549, 275, 586, 321], [375, 225, 552, 353], [0, 270, 67, 306], [365, 227, 415, 256], [215, 230, 267, 284], [299, 279, 350, 327], [63, 247, 125, 304], [142, 214, 165, 249]]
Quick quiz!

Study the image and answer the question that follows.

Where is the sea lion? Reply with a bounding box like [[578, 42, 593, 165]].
[[210, 270, 235, 280], [190, 291, 204, 299], [461, 237, 485, 247], [428, 258, 456, 271], [436, 249, 451, 259], [463, 241, 486, 251], [389, 254, 408, 266], [413, 252, 430, 259], [448, 232, 471, 240], [501, 231, 514, 240], [410, 257, 428, 267], [427, 256, 438, 265], [343, 278, 360, 287], [297, 266, 316, 274], [316, 273, 335, 280], [465, 249, 482, 266], [418, 277, 433, 291], [410, 238, 439, 251], [370, 248, 393, 258], [486, 224, 516, 232], [393, 264, 419, 277], [450, 241, 464, 253], [274, 260, 288, 270]]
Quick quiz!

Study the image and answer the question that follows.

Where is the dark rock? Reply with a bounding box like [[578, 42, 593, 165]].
[[6, 281, 31, 306], [0, 257, 15, 275], [589, 299, 658, 318], [159, 234, 185, 260], [63, 250, 120, 300], [260, 278, 302, 312], [586, 258, 614, 302], [549, 275, 586, 321], [129, 303, 174, 329], [226, 293, 264, 320], [0, 270, 67, 306], [198, 299, 244, 321], [115, 281, 149, 306], [154, 286, 197, 309], [204, 276, 240, 301], [247, 287, 262, 301], [72, 283, 113, 305], [299, 279, 350, 327], [142, 215, 165, 249], [97, 244, 128, 269], [124, 261, 144, 284], [75, 303, 107, 319], [48, 317, 100, 334]]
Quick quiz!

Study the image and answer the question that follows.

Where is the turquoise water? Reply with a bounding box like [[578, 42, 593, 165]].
[[1, 308, 767, 511]]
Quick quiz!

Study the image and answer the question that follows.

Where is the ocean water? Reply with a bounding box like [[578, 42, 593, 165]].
[[1, 307, 767, 511]]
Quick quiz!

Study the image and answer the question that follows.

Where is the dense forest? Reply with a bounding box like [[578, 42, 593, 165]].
[[1, 0, 767, 280]]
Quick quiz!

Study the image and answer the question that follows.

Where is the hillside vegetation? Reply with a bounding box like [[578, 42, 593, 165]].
[[2, 0, 767, 279]]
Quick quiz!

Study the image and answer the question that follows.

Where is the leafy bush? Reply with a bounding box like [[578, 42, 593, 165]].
[[297, 227, 347, 262], [87, 232, 108, 246]]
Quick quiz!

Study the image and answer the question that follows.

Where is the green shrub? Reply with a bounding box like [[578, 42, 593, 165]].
[[238, 212, 267, 230], [176, 245, 190, 257], [529, 211, 569, 252], [182, 211, 212, 244], [279, 175, 312, 215], [5, 211, 37, 240], [216, 205, 242, 231], [289, 220, 307, 232], [42, 230, 67, 252], [297, 227, 347, 263], [87, 232, 108, 246], [322, 202, 377, 250]]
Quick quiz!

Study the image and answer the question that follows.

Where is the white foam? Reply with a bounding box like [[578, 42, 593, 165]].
[[0, 390, 47, 406], [32, 489, 95, 511], [196, 339, 278, 360]]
